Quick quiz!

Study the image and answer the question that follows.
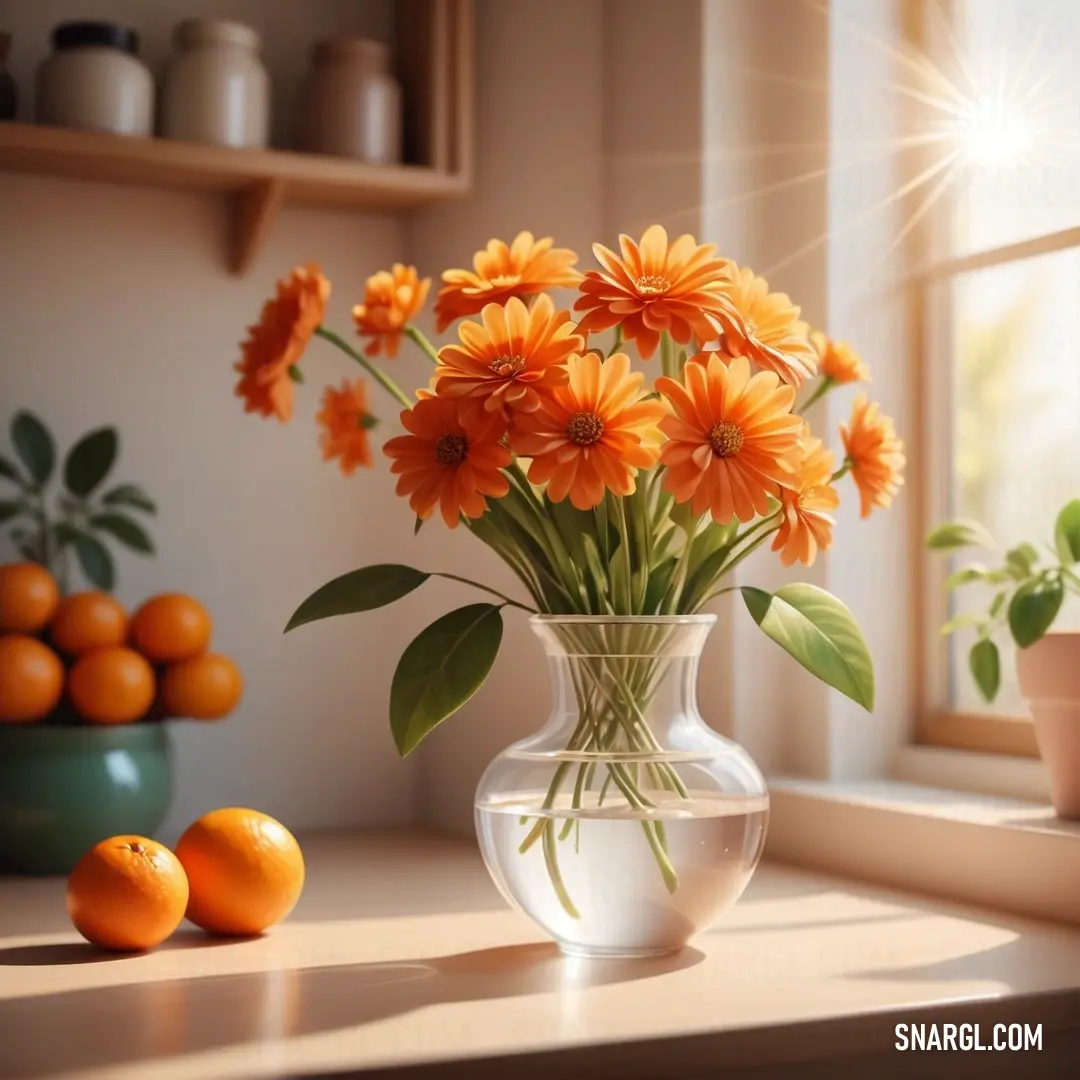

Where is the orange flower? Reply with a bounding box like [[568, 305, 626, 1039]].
[[317, 379, 376, 476], [383, 397, 511, 528], [772, 428, 840, 567], [657, 353, 802, 524], [434, 232, 581, 331], [352, 264, 431, 358], [810, 330, 870, 384], [434, 295, 582, 419], [511, 352, 666, 510], [234, 264, 330, 422], [714, 266, 817, 388], [575, 226, 739, 360], [841, 395, 905, 518]]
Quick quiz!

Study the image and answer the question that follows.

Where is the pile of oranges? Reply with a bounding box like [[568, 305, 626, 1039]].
[[0, 561, 243, 725], [67, 807, 305, 951]]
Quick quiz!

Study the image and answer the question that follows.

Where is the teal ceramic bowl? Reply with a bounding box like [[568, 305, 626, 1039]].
[[0, 723, 173, 875]]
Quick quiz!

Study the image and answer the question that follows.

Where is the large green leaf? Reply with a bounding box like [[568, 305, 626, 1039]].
[[741, 583, 875, 710], [90, 512, 155, 555], [925, 520, 994, 552], [0, 500, 26, 526], [63, 427, 118, 497], [969, 638, 1001, 703], [1008, 575, 1063, 648], [101, 483, 157, 515], [11, 411, 55, 489], [54, 524, 115, 590], [285, 564, 430, 632], [390, 603, 503, 756], [1054, 499, 1080, 565]]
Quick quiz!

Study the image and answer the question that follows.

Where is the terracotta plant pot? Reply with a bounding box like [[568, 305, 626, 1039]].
[[1016, 631, 1080, 819]]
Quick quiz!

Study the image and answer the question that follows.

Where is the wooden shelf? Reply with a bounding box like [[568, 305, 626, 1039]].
[[0, 122, 468, 272], [0, 0, 474, 274]]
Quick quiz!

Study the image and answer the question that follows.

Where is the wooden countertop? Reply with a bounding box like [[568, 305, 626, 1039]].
[[2, 830, 1079, 1080]]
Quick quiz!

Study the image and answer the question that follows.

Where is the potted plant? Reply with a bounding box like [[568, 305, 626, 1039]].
[[0, 411, 244, 873], [927, 499, 1080, 818]]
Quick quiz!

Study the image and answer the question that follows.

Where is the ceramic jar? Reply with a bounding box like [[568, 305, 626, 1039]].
[[36, 22, 153, 136], [161, 19, 270, 149], [297, 38, 402, 163], [0, 32, 17, 121]]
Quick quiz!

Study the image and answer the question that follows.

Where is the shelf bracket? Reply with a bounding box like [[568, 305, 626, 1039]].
[[230, 179, 286, 275]]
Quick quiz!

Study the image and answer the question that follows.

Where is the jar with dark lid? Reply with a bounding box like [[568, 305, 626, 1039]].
[[36, 21, 153, 136], [161, 19, 270, 149], [0, 32, 17, 121]]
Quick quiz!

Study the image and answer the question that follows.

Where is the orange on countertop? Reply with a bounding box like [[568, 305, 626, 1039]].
[[49, 590, 128, 656], [0, 562, 60, 634], [0, 634, 64, 722], [67, 646, 156, 725], [130, 593, 212, 663], [67, 836, 189, 951], [161, 652, 243, 720], [176, 808, 305, 936]]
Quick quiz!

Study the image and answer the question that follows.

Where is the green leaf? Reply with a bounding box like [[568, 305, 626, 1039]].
[[63, 427, 118, 497], [285, 564, 429, 632], [54, 525, 115, 590], [1054, 499, 1080, 565], [945, 564, 991, 589], [0, 499, 26, 526], [1005, 543, 1039, 578], [414, 515, 425, 536], [11, 411, 55, 489], [0, 454, 24, 486], [940, 612, 982, 636], [989, 591, 1008, 619], [101, 483, 157, 514], [969, 638, 1001, 702], [741, 583, 875, 710], [926, 520, 994, 553], [644, 558, 677, 614], [390, 604, 503, 756], [89, 512, 154, 555], [1008, 575, 1064, 648]]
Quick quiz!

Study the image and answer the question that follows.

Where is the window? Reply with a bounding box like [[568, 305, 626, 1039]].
[[915, 0, 1080, 756]]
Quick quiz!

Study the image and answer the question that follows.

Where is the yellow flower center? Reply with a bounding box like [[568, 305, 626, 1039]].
[[567, 411, 605, 446], [636, 274, 671, 296], [435, 433, 468, 467], [708, 421, 744, 457], [490, 354, 526, 377]]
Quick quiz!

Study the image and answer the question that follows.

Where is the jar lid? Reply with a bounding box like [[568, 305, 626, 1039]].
[[312, 37, 391, 64], [52, 22, 139, 55], [173, 19, 260, 52]]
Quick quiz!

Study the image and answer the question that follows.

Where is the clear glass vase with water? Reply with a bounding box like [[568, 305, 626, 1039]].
[[475, 614, 768, 958]]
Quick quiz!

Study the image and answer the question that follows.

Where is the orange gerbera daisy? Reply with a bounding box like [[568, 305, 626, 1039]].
[[352, 264, 431, 358], [510, 352, 666, 510], [434, 232, 581, 331], [383, 396, 511, 528], [574, 225, 738, 360], [317, 379, 376, 476], [434, 295, 582, 418], [714, 266, 817, 388], [657, 353, 802, 524], [234, 263, 330, 422], [810, 330, 870, 384], [772, 428, 840, 567], [841, 395, 905, 518]]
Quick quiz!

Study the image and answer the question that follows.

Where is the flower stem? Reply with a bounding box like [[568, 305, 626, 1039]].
[[607, 325, 624, 357], [404, 324, 440, 364], [796, 376, 835, 413], [315, 326, 413, 410], [831, 457, 854, 483], [431, 571, 536, 613]]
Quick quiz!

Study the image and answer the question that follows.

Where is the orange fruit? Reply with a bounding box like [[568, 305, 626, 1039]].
[[161, 652, 243, 720], [0, 562, 60, 634], [0, 635, 64, 722], [49, 591, 128, 656], [67, 646, 156, 725], [130, 593, 212, 663], [176, 808, 305, 936], [67, 836, 189, 951]]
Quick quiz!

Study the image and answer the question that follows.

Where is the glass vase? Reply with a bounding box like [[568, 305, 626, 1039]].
[[475, 615, 768, 958]]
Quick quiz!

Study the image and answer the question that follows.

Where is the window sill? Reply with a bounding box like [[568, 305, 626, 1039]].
[[766, 776, 1080, 927]]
